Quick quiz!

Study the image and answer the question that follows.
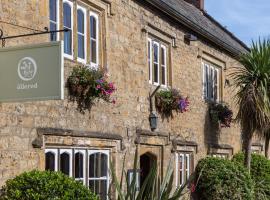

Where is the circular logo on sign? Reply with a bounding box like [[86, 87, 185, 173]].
[[17, 57, 37, 81]]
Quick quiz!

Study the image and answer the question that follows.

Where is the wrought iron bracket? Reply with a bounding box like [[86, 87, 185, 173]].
[[0, 27, 69, 47]]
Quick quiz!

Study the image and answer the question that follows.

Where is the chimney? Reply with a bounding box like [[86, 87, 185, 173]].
[[184, 0, 204, 10]]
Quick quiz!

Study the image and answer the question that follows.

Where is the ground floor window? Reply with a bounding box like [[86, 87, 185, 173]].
[[45, 148, 109, 200], [175, 152, 193, 186], [212, 153, 228, 159]]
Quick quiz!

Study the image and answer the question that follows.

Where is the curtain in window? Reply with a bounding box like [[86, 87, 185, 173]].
[[90, 15, 98, 65]]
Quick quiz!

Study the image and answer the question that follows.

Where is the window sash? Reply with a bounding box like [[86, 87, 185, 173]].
[[77, 6, 87, 63], [202, 62, 220, 102], [49, 0, 59, 41], [63, 0, 73, 59], [161, 45, 167, 86], [153, 41, 160, 85], [176, 152, 192, 187], [90, 12, 99, 68], [148, 38, 152, 83]]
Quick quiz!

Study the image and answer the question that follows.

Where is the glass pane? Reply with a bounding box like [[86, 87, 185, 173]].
[[50, 23, 57, 41], [204, 65, 208, 98], [64, 30, 72, 55], [148, 41, 151, 59], [154, 63, 158, 83], [60, 153, 70, 175], [89, 180, 107, 200], [45, 152, 55, 171], [89, 153, 95, 178], [63, 3, 71, 28], [161, 48, 165, 65], [90, 16, 97, 39], [153, 44, 158, 62], [209, 68, 214, 99], [161, 66, 165, 85], [100, 153, 108, 177], [214, 69, 218, 101], [89, 153, 108, 178], [77, 10, 84, 33], [75, 152, 84, 178], [78, 35, 85, 59], [50, 0, 57, 21], [91, 40, 97, 64]]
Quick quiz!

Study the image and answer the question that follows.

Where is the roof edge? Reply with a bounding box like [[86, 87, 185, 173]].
[[140, 0, 249, 57]]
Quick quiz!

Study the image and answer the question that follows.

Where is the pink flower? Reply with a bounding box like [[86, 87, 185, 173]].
[[112, 99, 116, 104], [96, 85, 101, 89], [190, 183, 196, 193]]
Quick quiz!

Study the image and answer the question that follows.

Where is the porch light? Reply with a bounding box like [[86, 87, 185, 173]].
[[149, 112, 158, 131]]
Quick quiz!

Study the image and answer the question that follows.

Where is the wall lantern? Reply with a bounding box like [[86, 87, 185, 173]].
[[149, 112, 158, 131]]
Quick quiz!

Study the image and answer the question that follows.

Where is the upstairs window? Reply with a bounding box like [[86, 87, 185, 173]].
[[202, 62, 221, 102], [148, 38, 168, 86], [63, 0, 73, 58], [49, 0, 58, 41], [90, 12, 99, 67], [77, 6, 86, 63]]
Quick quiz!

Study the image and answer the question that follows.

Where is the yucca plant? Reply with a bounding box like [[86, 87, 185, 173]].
[[110, 149, 191, 200], [230, 39, 270, 170]]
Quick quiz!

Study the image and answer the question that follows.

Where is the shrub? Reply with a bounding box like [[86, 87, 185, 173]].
[[155, 88, 189, 118], [232, 153, 270, 200], [0, 170, 98, 200], [195, 157, 254, 200], [67, 66, 116, 113]]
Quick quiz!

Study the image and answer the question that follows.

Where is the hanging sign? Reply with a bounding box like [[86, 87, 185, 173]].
[[0, 41, 64, 102]]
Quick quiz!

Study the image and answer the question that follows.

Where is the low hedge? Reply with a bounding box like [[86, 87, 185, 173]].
[[0, 170, 98, 200], [195, 157, 254, 200], [232, 153, 270, 200]]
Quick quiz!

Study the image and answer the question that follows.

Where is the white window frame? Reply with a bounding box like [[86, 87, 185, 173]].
[[160, 44, 167, 87], [74, 149, 86, 185], [88, 149, 110, 200], [202, 61, 221, 102], [77, 5, 87, 64], [90, 12, 99, 68], [153, 41, 160, 86], [175, 152, 192, 187], [148, 38, 152, 84], [59, 149, 73, 177], [49, 0, 59, 41], [45, 149, 58, 171], [63, 0, 73, 60]]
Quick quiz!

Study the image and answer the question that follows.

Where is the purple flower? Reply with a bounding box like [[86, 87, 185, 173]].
[[96, 79, 104, 84]]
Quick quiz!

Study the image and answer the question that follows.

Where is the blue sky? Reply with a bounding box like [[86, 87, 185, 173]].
[[205, 0, 270, 46]]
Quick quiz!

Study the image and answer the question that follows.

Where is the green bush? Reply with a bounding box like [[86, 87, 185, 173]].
[[232, 153, 270, 200], [195, 157, 254, 200], [0, 170, 98, 200]]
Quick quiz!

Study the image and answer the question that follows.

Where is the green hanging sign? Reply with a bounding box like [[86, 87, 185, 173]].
[[0, 41, 64, 102]]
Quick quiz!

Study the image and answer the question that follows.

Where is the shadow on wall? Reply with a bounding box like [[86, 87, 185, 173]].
[[203, 103, 221, 150]]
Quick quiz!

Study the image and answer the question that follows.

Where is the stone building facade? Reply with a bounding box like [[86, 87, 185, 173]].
[[0, 0, 267, 199]]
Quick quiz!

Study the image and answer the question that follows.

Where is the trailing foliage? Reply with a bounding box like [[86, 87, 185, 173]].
[[232, 153, 270, 200], [209, 102, 233, 128], [110, 150, 191, 200], [155, 89, 189, 118], [0, 170, 98, 200], [230, 39, 270, 168], [195, 157, 255, 200], [67, 66, 116, 113]]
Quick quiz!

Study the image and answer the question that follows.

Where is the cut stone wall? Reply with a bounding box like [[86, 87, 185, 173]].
[[0, 0, 265, 191]]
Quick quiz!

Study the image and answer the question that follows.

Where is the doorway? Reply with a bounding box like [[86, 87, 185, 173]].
[[140, 152, 157, 188]]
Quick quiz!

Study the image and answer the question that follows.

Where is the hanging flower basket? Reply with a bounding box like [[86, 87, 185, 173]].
[[155, 88, 189, 118], [67, 66, 116, 113], [209, 103, 233, 128]]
